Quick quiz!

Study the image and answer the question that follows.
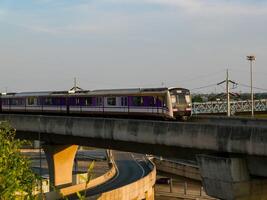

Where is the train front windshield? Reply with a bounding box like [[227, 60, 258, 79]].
[[170, 89, 191, 106], [169, 88, 192, 117]]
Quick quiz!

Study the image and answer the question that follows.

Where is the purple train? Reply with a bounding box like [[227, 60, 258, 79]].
[[0, 87, 191, 120]]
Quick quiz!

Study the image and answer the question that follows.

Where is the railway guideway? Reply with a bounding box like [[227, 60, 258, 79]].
[[94, 158, 156, 200]]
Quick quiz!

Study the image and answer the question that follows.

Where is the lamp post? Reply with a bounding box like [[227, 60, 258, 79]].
[[246, 55, 256, 117]]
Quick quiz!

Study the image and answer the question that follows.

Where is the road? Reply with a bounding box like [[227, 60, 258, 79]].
[[67, 151, 152, 199]]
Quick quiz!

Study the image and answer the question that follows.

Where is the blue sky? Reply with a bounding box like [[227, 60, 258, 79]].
[[0, 0, 267, 93]]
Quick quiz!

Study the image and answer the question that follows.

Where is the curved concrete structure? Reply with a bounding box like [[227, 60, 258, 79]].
[[97, 159, 156, 200]]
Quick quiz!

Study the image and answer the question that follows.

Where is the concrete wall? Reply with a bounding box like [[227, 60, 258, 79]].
[[35, 172, 93, 194], [153, 158, 201, 181], [1, 114, 267, 158], [98, 161, 156, 200], [191, 115, 267, 128]]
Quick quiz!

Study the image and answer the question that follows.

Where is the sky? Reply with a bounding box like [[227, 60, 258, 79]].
[[0, 0, 267, 93]]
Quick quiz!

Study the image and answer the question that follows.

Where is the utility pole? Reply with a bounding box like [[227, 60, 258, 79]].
[[226, 69, 230, 117], [246, 55, 256, 117], [217, 69, 237, 117]]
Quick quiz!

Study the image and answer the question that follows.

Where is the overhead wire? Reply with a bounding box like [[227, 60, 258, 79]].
[[178, 69, 225, 83], [229, 68, 267, 79], [190, 83, 218, 91], [238, 83, 267, 92]]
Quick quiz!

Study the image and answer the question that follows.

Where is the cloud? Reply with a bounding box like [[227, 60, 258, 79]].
[[0, 9, 7, 20], [95, 0, 267, 16], [19, 23, 101, 35], [144, 0, 267, 15]]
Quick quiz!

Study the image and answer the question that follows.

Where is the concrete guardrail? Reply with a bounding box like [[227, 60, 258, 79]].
[[97, 160, 156, 200], [153, 158, 201, 181]]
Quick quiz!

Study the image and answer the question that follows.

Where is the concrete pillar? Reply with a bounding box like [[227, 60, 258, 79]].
[[169, 178, 173, 193], [145, 187, 154, 200], [197, 154, 267, 200], [197, 155, 250, 200], [184, 182, 187, 195], [43, 144, 78, 190], [247, 156, 267, 177]]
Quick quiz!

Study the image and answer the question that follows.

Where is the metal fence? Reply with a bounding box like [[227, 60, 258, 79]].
[[192, 99, 267, 115]]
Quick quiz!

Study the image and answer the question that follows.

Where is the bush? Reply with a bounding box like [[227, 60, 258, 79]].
[[0, 122, 39, 200]]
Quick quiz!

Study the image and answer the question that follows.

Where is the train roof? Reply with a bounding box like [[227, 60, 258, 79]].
[[85, 87, 169, 96], [1, 87, 189, 97], [1, 91, 69, 97]]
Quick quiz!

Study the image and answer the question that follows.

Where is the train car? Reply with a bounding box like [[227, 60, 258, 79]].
[[1, 91, 69, 114], [67, 87, 173, 118], [0, 87, 191, 120]]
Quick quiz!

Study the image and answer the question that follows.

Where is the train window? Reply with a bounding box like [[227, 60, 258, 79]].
[[133, 96, 143, 106], [148, 97, 156, 106], [121, 97, 128, 106], [27, 97, 36, 105], [107, 97, 116, 106], [75, 98, 80, 105], [156, 96, 164, 107], [37, 98, 42, 105], [96, 97, 103, 106], [11, 99, 19, 105], [61, 98, 66, 105], [177, 95, 186, 104], [185, 95, 191, 103], [44, 97, 52, 105], [2, 99, 9, 105], [171, 96, 176, 104], [85, 97, 92, 106], [53, 97, 61, 105]]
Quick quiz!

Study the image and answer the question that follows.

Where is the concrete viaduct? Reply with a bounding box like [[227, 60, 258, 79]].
[[0, 114, 267, 200]]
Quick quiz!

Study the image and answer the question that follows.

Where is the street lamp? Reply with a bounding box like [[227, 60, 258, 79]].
[[246, 55, 256, 117]]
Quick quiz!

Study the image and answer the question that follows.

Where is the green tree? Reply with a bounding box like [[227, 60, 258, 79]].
[[76, 161, 95, 200], [0, 121, 39, 200], [192, 94, 203, 103]]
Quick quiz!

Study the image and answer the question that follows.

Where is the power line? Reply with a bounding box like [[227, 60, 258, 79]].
[[178, 69, 225, 83], [190, 83, 218, 91], [229, 68, 267, 78], [238, 83, 267, 92]]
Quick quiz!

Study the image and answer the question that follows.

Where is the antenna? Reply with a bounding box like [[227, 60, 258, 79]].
[[74, 77, 77, 89], [68, 77, 83, 93]]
